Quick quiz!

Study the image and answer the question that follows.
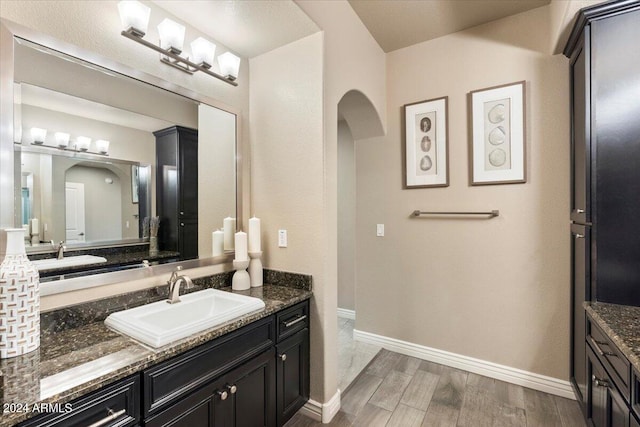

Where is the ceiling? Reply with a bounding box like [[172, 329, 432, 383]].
[[150, 0, 320, 59], [348, 0, 552, 52]]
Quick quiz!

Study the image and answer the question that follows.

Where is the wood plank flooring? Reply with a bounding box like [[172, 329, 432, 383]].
[[285, 349, 586, 427]]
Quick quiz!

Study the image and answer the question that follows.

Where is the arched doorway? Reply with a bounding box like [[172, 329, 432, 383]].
[[336, 90, 384, 391]]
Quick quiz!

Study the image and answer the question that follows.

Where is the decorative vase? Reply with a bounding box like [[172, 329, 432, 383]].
[[149, 236, 159, 256], [0, 228, 40, 359]]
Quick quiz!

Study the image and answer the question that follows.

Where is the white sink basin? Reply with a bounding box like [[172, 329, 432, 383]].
[[104, 289, 266, 348], [31, 255, 108, 270]]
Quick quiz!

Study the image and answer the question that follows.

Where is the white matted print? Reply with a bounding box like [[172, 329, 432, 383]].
[[469, 81, 525, 185], [404, 96, 449, 188]]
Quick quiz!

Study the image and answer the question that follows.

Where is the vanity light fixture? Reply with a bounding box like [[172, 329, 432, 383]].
[[30, 127, 47, 145], [117, 0, 240, 86], [95, 140, 110, 155], [76, 136, 91, 151], [54, 132, 70, 148]]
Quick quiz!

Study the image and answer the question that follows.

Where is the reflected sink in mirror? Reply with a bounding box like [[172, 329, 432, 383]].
[[104, 289, 265, 348], [31, 255, 107, 270]]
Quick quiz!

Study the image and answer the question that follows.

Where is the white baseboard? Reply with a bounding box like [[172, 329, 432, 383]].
[[299, 389, 341, 423], [337, 308, 356, 320], [353, 329, 575, 400]]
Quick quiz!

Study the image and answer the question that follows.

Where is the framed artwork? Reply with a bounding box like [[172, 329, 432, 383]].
[[469, 81, 526, 185], [131, 164, 139, 203], [404, 96, 449, 188]]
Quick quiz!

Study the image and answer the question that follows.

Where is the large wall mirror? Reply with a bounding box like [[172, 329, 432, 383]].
[[1, 20, 241, 293]]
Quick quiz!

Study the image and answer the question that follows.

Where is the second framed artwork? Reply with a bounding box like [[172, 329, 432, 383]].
[[404, 96, 449, 188], [469, 81, 526, 185]]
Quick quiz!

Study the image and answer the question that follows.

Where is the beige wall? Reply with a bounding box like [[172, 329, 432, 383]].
[[293, 1, 387, 406], [250, 32, 325, 403], [337, 120, 355, 311], [355, 7, 571, 380]]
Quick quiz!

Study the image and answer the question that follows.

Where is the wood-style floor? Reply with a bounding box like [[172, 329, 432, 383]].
[[287, 348, 586, 426]]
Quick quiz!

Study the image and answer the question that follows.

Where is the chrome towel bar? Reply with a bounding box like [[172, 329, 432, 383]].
[[412, 210, 499, 218]]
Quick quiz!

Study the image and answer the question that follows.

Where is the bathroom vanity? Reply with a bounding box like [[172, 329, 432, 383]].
[[1, 274, 311, 427]]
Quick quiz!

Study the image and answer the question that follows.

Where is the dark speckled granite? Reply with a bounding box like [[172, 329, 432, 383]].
[[585, 302, 640, 374], [264, 269, 312, 290], [0, 271, 311, 427]]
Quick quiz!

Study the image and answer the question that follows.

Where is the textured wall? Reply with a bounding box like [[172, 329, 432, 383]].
[[337, 121, 355, 311], [250, 33, 324, 402], [355, 6, 571, 380]]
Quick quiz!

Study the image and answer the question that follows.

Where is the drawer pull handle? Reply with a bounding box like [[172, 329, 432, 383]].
[[283, 315, 307, 328], [87, 408, 126, 427], [592, 339, 617, 357], [577, 209, 585, 214], [217, 390, 228, 401], [227, 384, 237, 394], [592, 375, 610, 388], [574, 233, 585, 239], [279, 353, 287, 362]]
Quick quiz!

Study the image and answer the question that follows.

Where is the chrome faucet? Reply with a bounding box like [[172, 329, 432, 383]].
[[52, 241, 66, 260], [167, 266, 194, 304]]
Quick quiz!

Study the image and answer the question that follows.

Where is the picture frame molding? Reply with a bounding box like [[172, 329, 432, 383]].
[[468, 80, 526, 186], [403, 95, 449, 189]]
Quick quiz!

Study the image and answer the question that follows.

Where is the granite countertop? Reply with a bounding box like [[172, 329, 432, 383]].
[[36, 250, 180, 276], [585, 302, 640, 373], [0, 271, 312, 427]]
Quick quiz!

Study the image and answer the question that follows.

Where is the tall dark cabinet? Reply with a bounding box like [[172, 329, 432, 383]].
[[154, 126, 198, 260], [565, 0, 640, 419]]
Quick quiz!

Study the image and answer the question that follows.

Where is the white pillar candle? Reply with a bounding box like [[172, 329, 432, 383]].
[[248, 217, 261, 253], [30, 218, 39, 236], [223, 217, 236, 250], [212, 229, 224, 256], [234, 231, 248, 261]]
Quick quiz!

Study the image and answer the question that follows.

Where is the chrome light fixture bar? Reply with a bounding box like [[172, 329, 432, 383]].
[[118, 1, 239, 87]]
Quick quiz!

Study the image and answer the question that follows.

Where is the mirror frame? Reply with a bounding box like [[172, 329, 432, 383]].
[[1, 18, 244, 294]]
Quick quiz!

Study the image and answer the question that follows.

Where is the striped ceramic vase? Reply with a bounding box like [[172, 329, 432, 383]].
[[0, 228, 40, 358]]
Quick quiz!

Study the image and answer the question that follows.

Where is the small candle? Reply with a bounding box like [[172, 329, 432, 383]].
[[212, 229, 224, 256], [248, 217, 261, 253], [223, 217, 236, 250], [234, 231, 248, 261]]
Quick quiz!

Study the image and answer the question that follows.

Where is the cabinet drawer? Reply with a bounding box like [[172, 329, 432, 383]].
[[143, 316, 275, 417], [587, 317, 631, 402], [632, 370, 640, 421], [20, 375, 139, 427], [276, 301, 309, 342]]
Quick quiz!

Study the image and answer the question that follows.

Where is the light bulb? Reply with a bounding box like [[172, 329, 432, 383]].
[[76, 136, 91, 151], [157, 19, 185, 54], [117, 0, 151, 37], [54, 132, 70, 148], [190, 37, 216, 68], [30, 127, 47, 144], [217, 52, 241, 81], [95, 140, 110, 154]]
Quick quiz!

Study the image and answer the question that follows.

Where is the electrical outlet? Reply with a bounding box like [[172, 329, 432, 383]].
[[376, 224, 384, 237], [278, 229, 288, 247]]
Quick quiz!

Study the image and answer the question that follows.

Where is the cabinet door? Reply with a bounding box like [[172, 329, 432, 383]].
[[178, 134, 198, 219], [588, 346, 630, 427], [178, 219, 198, 260], [570, 34, 590, 225], [226, 348, 276, 427], [276, 329, 310, 427], [144, 379, 222, 427], [572, 223, 591, 408]]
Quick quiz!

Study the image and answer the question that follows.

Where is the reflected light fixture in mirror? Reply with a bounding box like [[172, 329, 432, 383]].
[[95, 139, 110, 155], [117, 0, 241, 85], [76, 136, 91, 151], [30, 127, 46, 144], [54, 132, 70, 148]]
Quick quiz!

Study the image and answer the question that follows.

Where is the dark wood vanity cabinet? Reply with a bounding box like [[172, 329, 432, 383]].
[[18, 300, 310, 427], [143, 300, 309, 427], [154, 126, 198, 260], [565, 0, 640, 417], [587, 346, 629, 427]]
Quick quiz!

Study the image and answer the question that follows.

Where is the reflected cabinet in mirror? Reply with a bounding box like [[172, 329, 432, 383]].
[[1, 20, 240, 287]]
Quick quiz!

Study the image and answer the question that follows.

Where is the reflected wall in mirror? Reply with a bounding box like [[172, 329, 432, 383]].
[[8, 36, 237, 266]]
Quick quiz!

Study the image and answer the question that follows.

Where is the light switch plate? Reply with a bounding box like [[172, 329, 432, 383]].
[[376, 224, 384, 237], [278, 229, 288, 247]]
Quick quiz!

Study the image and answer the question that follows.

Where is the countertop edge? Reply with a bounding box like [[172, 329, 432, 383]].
[[584, 303, 640, 374]]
